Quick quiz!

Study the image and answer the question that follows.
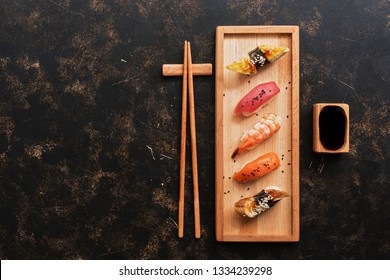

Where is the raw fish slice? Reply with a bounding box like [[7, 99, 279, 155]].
[[233, 152, 280, 183], [234, 81, 280, 116]]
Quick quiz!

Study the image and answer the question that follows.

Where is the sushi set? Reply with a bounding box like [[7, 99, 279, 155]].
[[215, 26, 300, 242]]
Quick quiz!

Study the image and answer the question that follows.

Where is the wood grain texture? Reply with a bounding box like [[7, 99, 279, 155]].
[[215, 26, 300, 242]]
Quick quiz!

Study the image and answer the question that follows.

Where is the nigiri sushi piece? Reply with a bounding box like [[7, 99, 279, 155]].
[[227, 45, 289, 75], [233, 152, 280, 183], [231, 113, 282, 159], [234, 81, 280, 116], [235, 186, 289, 218]]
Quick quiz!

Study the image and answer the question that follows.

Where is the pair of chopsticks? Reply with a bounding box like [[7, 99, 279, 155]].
[[178, 41, 200, 239]]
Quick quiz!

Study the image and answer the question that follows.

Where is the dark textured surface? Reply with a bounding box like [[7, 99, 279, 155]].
[[0, 0, 389, 260]]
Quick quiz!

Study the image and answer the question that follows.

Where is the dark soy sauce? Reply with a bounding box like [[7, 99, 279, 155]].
[[319, 106, 346, 150]]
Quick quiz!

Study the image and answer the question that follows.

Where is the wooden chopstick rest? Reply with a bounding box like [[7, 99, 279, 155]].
[[162, 63, 212, 76]]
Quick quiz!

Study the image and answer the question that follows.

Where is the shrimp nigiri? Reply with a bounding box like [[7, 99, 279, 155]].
[[235, 186, 289, 218], [233, 152, 280, 183], [231, 113, 282, 159]]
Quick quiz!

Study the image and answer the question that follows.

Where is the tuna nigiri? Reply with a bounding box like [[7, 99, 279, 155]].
[[233, 152, 280, 183], [227, 45, 289, 76], [231, 113, 282, 159], [235, 186, 289, 218], [234, 81, 280, 116]]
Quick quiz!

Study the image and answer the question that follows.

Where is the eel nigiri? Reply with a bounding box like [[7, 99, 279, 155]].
[[227, 45, 289, 75], [235, 186, 289, 218], [234, 81, 280, 116], [231, 113, 282, 159], [233, 152, 280, 183]]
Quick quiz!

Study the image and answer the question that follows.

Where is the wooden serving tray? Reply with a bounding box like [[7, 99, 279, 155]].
[[215, 26, 300, 242]]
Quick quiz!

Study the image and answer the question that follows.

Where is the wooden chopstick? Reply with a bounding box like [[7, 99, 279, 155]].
[[178, 40, 188, 238], [187, 41, 201, 239]]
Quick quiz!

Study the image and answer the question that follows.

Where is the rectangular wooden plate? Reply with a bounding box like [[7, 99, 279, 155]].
[[215, 26, 300, 242]]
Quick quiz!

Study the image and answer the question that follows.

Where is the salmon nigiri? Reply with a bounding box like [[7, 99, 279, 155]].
[[234, 81, 280, 116], [233, 152, 280, 183], [231, 113, 282, 159], [235, 186, 289, 218]]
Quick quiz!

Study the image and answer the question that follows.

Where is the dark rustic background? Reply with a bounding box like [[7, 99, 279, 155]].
[[0, 0, 389, 259]]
